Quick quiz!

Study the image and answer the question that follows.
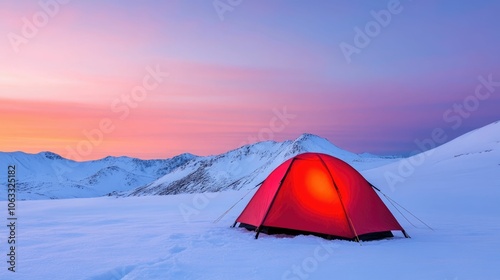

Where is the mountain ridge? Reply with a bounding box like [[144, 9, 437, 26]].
[[123, 133, 399, 197], [0, 133, 395, 200]]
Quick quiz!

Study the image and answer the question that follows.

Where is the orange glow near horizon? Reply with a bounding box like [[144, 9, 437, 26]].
[[0, 96, 298, 161]]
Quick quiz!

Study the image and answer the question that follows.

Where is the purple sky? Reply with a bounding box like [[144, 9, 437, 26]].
[[1, 0, 499, 159]]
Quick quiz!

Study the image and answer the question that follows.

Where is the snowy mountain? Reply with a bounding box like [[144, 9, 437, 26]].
[[0, 134, 397, 200], [365, 120, 500, 185], [0, 152, 196, 200], [124, 133, 398, 196], [363, 120, 500, 216]]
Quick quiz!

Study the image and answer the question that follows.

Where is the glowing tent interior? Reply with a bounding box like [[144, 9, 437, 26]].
[[234, 153, 409, 241]]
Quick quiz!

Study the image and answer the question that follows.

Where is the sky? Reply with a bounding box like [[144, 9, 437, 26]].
[[1, 0, 499, 161]]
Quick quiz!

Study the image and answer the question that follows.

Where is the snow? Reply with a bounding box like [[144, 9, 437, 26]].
[[1, 122, 499, 279], [1, 183, 498, 279]]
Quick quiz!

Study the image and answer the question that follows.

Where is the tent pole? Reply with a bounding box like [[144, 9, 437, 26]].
[[231, 221, 237, 228], [255, 229, 261, 239], [254, 158, 297, 240], [317, 155, 362, 245]]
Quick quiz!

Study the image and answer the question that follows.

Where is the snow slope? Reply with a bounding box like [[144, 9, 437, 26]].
[[0, 121, 499, 279], [363, 120, 500, 216]]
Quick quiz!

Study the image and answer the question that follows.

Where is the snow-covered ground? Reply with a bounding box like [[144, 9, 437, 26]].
[[1, 122, 499, 279], [1, 181, 498, 280]]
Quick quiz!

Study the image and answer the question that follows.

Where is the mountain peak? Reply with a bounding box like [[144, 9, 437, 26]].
[[277, 133, 353, 159], [294, 133, 328, 143], [292, 133, 342, 150], [39, 151, 64, 160], [173, 153, 198, 160]]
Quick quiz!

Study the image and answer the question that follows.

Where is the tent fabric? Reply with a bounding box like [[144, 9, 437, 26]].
[[235, 153, 405, 240]]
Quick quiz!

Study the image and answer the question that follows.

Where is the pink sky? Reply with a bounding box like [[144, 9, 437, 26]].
[[1, 1, 499, 160]]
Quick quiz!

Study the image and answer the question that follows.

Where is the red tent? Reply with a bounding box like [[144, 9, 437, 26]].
[[234, 153, 408, 241]]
